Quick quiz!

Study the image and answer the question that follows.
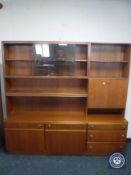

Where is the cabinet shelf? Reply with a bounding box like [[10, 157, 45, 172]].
[[5, 58, 88, 62], [6, 89, 87, 97], [5, 75, 88, 79], [5, 112, 87, 123], [90, 60, 129, 63], [89, 77, 128, 80]]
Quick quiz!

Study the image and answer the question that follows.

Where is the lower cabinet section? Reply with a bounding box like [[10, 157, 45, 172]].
[[87, 142, 125, 156], [45, 124, 86, 155], [4, 123, 87, 155], [4, 119, 128, 155], [5, 128, 45, 154]]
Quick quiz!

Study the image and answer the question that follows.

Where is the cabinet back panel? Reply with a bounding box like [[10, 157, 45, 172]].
[[7, 97, 86, 114], [91, 44, 129, 61], [6, 79, 87, 92], [5, 61, 87, 76], [4, 44, 33, 60], [5, 61, 33, 76], [90, 62, 128, 78]]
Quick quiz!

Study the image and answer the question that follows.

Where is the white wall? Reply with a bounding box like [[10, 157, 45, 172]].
[[0, 0, 131, 136]]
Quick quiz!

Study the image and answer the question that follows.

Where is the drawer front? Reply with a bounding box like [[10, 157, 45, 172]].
[[88, 123, 127, 130], [4, 122, 45, 129], [88, 131, 127, 142], [87, 142, 125, 155], [45, 124, 87, 130]]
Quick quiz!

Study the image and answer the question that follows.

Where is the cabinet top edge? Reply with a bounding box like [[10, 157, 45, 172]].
[[1, 41, 131, 46]]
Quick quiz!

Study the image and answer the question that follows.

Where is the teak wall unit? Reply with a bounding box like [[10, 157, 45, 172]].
[[2, 42, 130, 155]]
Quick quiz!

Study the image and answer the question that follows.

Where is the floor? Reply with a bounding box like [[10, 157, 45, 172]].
[[0, 141, 131, 175]]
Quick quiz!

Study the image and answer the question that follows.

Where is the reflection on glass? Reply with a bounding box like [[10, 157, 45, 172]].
[[35, 44, 50, 57]]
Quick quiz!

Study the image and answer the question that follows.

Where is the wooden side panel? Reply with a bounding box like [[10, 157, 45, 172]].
[[88, 79, 128, 108], [5, 128, 45, 154]]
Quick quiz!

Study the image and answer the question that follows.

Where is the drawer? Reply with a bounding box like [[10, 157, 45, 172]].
[[88, 131, 127, 142], [88, 123, 127, 130], [45, 124, 87, 130], [4, 122, 45, 129], [87, 142, 125, 155]]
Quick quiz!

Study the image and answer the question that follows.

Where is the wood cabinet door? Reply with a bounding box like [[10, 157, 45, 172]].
[[5, 128, 45, 154], [45, 124, 86, 155], [88, 79, 128, 108]]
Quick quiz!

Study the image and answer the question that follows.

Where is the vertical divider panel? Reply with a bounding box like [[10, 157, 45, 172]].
[[87, 43, 91, 115]]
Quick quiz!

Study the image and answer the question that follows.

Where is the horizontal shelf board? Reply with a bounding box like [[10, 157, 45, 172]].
[[90, 60, 129, 63], [89, 77, 128, 80], [6, 90, 88, 97], [5, 59, 88, 62], [4, 113, 125, 124], [5, 112, 87, 124], [5, 75, 88, 79]]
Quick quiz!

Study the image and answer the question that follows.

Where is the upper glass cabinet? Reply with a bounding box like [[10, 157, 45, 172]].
[[4, 43, 88, 77]]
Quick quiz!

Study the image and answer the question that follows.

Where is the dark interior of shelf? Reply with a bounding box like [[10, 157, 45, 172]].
[[88, 108, 124, 115]]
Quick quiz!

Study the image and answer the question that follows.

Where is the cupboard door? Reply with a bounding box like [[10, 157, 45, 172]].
[[5, 128, 45, 154], [45, 124, 86, 155], [88, 79, 128, 108]]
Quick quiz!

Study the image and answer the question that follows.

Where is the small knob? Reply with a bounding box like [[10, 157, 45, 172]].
[[121, 134, 125, 137], [47, 124, 52, 128], [89, 134, 94, 137], [120, 145, 124, 149], [102, 82, 106, 85]]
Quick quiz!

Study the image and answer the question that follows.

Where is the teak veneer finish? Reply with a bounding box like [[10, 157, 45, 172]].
[[2, 41, 130, 155]]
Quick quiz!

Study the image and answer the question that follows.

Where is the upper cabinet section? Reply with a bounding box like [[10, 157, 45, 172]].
[[89, 44, 130, 79], [4, 43, 88, 78], [90, 44, 130, 62]]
